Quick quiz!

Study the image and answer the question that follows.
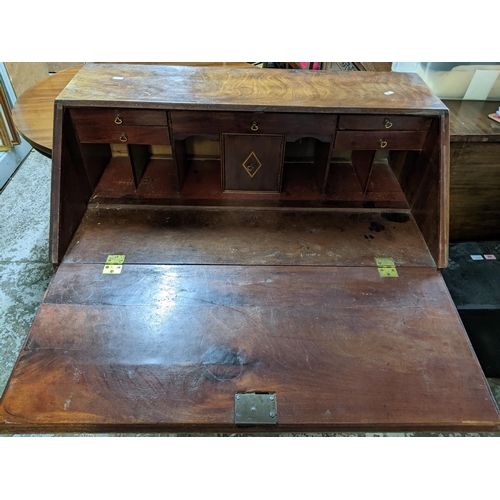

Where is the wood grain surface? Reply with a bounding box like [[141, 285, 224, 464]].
[[444, 100, 500, 141], [444, 100, 500, 241], [90, 158, 409, 208], [449, 142, 500, 240], [1, 264, 497, 433], [61, 206, 434, 267], [11, 65, 83, 156], [57, 64, 447, 113]]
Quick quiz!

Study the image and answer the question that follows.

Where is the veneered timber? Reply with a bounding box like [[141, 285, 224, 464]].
[[2, 65, 497, 433], [1, 265, 497, 433]]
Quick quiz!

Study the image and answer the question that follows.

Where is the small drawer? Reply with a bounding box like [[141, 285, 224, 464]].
[[76, 125, 170, 145], [334, 131, 427, 150], [338, 115, 431, 131], [70, 108, 168, 127], [170, 111, 337, 136]]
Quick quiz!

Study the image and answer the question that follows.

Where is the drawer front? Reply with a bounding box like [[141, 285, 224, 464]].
[[334, 131, 427, 150], [171, 111, 337, 136], [76, 125, 170, 145], [338, 115, 432, 131], [70, 108, 168, 127], [223, 134, 284, 192]]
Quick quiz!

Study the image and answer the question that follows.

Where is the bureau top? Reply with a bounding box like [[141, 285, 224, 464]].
[[56, 63, 447, 115]]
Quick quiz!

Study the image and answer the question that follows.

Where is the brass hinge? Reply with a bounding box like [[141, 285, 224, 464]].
[[375, 257, 398, 277], [102, 254, 126, 274]]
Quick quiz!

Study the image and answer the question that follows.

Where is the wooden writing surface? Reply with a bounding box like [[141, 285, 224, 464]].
[[1, 264, 498, 433]]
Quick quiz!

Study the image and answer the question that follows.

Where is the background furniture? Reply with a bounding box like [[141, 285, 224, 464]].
[[444, 99, 500, 241]]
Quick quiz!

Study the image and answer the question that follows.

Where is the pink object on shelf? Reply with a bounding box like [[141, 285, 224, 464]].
[[299, 62, 321, 70]]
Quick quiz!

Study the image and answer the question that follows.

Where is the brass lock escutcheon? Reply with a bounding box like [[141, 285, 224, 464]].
[[250, 122, 259, 132], [119, 133, 128, 142], [379, 139, 388, 148], [384, 118, 393, 129], [114, 115, 123, 125]]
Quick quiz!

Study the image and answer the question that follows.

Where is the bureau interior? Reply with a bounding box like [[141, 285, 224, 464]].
[[52, 109, 445, 268]]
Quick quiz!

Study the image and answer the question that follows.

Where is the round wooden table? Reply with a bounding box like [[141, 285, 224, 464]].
[[12, 65, 84, 157], [11, 63, 255, 158]]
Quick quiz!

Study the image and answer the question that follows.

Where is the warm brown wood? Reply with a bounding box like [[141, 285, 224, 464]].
[[449, 142, 500, 240], [1, 264, 498, 433], [57, 64, 446, 113], [5, 66, 491, 434], [11, 63, 498, 244], [10, 64, 251, 157], [11, 65, 84, 156], [444, 100, 500, 241], [62, 207, 435, 268], [445, 100, 500, 141]]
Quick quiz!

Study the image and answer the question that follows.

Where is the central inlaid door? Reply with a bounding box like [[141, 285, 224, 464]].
[[222, 134, 285, 192]]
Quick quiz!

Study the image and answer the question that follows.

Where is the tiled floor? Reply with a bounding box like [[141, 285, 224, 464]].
[[0, 150, 499, 437]]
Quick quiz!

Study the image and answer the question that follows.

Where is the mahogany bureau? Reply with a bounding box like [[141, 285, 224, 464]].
[[1, 64, 498, 433]]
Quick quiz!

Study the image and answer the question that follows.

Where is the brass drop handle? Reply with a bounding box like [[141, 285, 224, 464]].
[[115, 115, 123, 125], [247, 163, 255, 172], [379, 139, 388, 148], [384, 118, 393, 129], [119, 133, 128, 142], [250, 122, 259, 132]]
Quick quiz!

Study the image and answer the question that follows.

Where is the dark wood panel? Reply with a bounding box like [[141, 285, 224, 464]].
[[222, 134, 284, 192], [352, 150, 376, 193], [50, 105, 93, 265], [335, 131, 427, 150], [171, 111, 338, 136], [75, 125, 170, 145], [339, 115, 431, 131], [62, 207, 434, 268], [398, 116, 449, 268], [90, 158, 408, 209], [70, 108, 168, 127], [449, 142, 500, 241], [1, 265, 497, 432], [128, 144, 150, 188]]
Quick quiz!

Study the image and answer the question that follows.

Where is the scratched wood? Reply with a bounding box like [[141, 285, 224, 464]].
[[48, 67, 448, 265], [1, 265, 498, 433], [62, 207, 434, 267], [57, 64, 447, 113]]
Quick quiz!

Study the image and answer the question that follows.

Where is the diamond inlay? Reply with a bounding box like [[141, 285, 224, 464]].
[[242, 151, 262, 178]]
